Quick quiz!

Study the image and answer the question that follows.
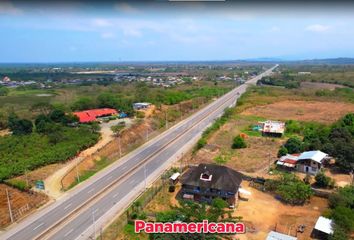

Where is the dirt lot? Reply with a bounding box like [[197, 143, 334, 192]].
[[236, 185, 328, 240], [300, 82, 345, 90], [241, 100, 354, 124], [0, 184, 48, 228], [192, 116, 284, 175]]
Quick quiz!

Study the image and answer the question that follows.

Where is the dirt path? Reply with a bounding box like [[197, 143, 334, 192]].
[[43, 119, 132, 199]]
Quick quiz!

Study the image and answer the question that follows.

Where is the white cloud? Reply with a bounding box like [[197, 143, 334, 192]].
[[101, 32, 115, 39], [0, 0, 22, 15], [114, 2, 140, 14], [305, 24, 330, 32], [92, 18, 112, 27], [269, 26, 280, 32]]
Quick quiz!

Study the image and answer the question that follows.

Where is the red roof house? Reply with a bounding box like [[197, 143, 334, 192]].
[[73, 108, 118, 123]]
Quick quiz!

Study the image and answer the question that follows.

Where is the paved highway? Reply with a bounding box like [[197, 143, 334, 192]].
[[1, 65, 277, 240]]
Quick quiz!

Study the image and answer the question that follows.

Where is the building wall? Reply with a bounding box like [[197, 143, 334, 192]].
[[296, 160, 321, 175]]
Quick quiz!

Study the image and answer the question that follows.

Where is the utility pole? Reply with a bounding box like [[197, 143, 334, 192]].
[[6, 188, 14, 223], [165, 111, 168, 129], [118, 136, 122, 158], [75, 162, 80, 183], [24, 169, 29, 188]]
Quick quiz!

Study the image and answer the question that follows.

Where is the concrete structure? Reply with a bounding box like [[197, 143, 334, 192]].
[[73, 108, 118, 123], [296, 150, 328, 175], [260, 120, 285, 137], [133, 102, 151, 110], [277, 150, 328, 175], [181, 164, 243, 206], [266, 231, 297, 240], [312, 216, 333, 238]]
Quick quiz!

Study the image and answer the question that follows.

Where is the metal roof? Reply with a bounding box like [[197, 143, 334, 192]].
[[266, 231, 297, 240], [314, 216, 334, 235], [73, 108, 118, 123], [298, 150, 327, 164]]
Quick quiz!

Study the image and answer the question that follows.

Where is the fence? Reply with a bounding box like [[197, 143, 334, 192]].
[[99, 176, 166, 240]]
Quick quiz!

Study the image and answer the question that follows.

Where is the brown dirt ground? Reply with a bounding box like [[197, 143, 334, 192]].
[[192, 117, 285, 174], [0, 184, 48, 228], [236, 185, 328, 240], [241, 100, 354, 124], [300, 82, 345, 90]]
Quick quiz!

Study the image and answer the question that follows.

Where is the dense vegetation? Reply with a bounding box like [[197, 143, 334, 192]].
[[257, 74, 300, 89], [150, 199, 241, 240], [0, 109, 99, 181], [279, 113, 354, 171], [265, 173, 313, 205], [327, 186, 354, 239], [71, 84, 231, 115]]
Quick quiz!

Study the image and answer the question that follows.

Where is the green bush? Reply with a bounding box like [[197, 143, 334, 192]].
[[315, 171, 335, 188], [135, 111, 145, 119], [232, 135, 247, 149], [284, 137, 303, 154], [277, 146, 288, 157]]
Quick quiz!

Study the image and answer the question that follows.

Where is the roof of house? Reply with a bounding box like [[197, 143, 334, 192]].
[[298, 150, 328, 164], [266, 231, 297, 240], [181, 164, 243, 192], [277, 154, 299, 168], [261, 120, 285, 134], [314, 216, 334, 235], [73, 108, 118, 123]]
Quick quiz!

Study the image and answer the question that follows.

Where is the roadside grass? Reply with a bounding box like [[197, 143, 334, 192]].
[[67, 157, 111, 190]]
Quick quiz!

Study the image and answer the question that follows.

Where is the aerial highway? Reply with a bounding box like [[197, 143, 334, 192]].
[[1, 65, 277, 240]]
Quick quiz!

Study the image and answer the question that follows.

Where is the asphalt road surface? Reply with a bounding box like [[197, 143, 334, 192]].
[[1, 65, 277, 240]]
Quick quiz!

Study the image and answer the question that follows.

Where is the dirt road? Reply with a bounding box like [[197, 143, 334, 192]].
[[43, 119, 132, 199]]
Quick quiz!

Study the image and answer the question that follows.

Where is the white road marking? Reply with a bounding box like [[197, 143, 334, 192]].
[[64, 203, 72, 210], [113, 193, 119, 198], [107, 176, 113, 181], [122, 165, 127, 170], [129, 179, 136, 185], [87, 188, 95, 194], [33, 223, 44, 231], [64, 229, 74, 237]]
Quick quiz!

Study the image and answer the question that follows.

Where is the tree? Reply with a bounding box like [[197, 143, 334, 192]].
[[8, 114, 33, 135], [71, 97, 96, 111], [329, 226, 348, 240], [315, 171, 334, 188], [277, 146, 288, 157], [274, 174, 313, 205], [0, 86, 9, 96], [232, 135, 247, 149], [49, 109, 66, 123], [284, 137, 303, 154], [150, 199, 241, 240]]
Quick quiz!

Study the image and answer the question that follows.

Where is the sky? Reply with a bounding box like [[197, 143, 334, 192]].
[[1, 0, 354, 62]]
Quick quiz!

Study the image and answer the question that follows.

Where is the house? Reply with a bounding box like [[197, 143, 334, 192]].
[[133, 102, 151, 110], [266, 231, 297, 240], [312, 216, 333, 239], [295, 150, 328, 175], [181, 164, 243, 207], [73, 108, 118, 123], [277, 150, 328, 175], [260, 120, 285, 137]]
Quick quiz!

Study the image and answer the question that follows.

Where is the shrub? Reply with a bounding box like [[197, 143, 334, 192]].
[[232, 135, 247, 149], [315, 171, 334, 188], [135, 111, 145, 119], [196, 138, 207, 150], [277, 146, 288, 157], [284, 137, 303, 154], [169, 185, 176, 192]]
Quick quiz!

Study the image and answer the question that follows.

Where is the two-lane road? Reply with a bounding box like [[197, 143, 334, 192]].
[[1, 65, 277, 240]]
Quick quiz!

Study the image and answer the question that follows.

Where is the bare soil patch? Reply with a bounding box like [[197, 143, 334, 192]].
[[241, 100, 354, 124], [0, 184, 48, 228], [300, 82, 345, 90], [236, 185, 328, 240], [192, 116, 284, 174]]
